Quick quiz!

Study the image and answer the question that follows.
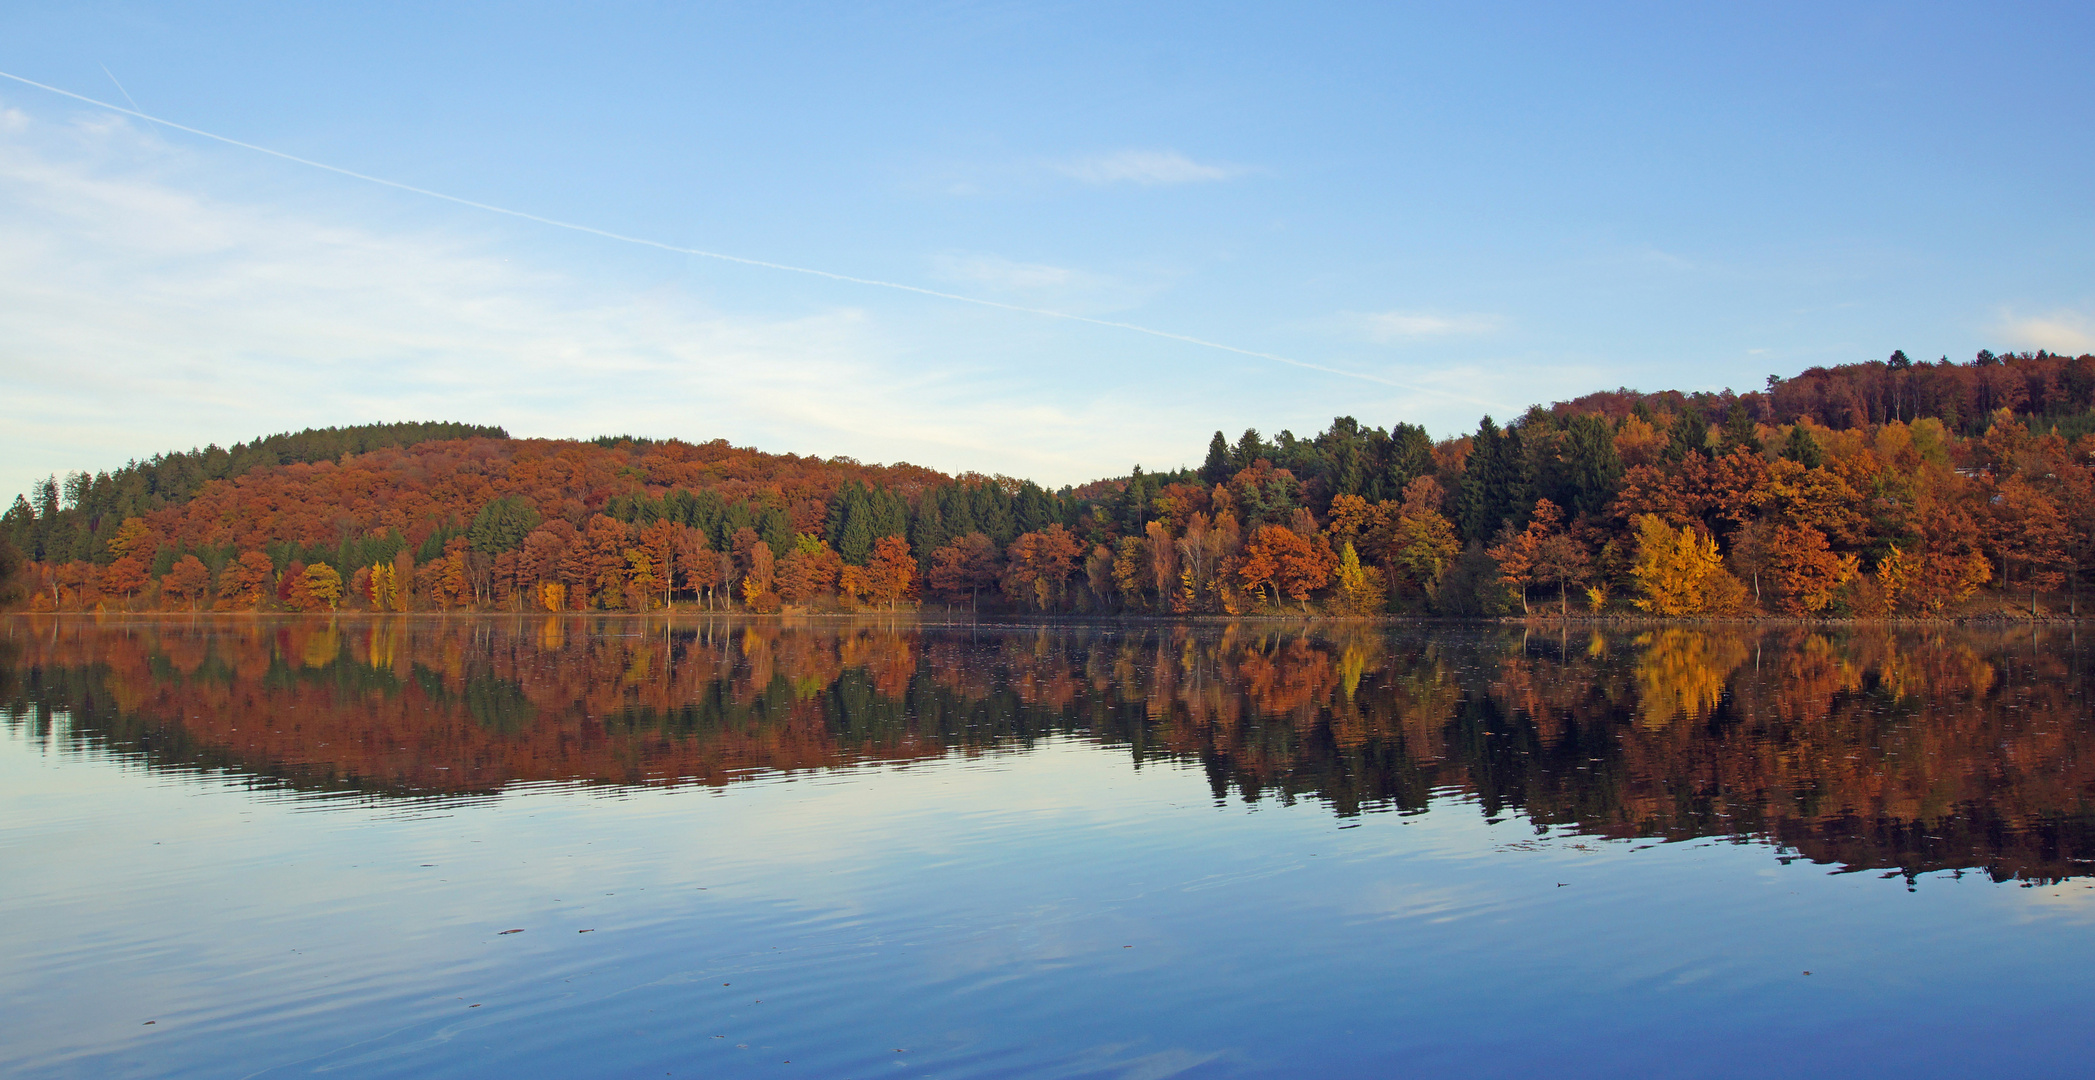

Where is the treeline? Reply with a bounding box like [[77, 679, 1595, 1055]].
[[8, 421, 504, 565], [7, 350, 2095, 618]]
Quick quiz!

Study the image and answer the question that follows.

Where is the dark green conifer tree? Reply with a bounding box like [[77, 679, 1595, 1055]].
[[972, 484, 1017, 546], [468, 496, 543, 554], [1559, 413, 1623, 518], [1460, 417, 1526, 543], [1014, 482, 1057, 534], [1200, 432, 1234, 486], [1232, 429, 1265, 470], [1721, 402, 1761, 454], [1664, 409, 1711, 462], [1784, 424, 1824, 469], [1388, 423, 1434, 494], [939, 483, 980, 537], [908, 492, 947, 570], [1120, 466, 1153, 532], [759, 504, 796, 554], [869, 489, 909, 542], [830, 485, 876, 564]]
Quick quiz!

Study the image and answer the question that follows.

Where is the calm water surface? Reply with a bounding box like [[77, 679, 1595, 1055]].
[[3, 616, 2092, 1078]]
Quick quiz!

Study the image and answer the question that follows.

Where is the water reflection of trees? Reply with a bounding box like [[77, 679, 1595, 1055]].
[[3, 616, 2091, 884]]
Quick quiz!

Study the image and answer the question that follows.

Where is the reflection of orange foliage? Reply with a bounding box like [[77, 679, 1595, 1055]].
[[1630, 630, 1749, 729], [8, 617, 2091, 883]]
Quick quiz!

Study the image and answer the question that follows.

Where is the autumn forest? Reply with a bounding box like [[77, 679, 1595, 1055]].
[[7, 349, 2095, 620]]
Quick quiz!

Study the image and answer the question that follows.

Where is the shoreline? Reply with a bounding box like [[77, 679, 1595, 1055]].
[[4, 609, 2084, 628]]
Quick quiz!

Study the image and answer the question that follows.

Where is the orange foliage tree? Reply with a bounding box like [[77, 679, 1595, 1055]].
[[865, 536, 917, 609]]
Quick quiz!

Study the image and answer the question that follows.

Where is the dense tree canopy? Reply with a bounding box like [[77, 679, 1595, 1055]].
[[9, 349, 2095, 618]]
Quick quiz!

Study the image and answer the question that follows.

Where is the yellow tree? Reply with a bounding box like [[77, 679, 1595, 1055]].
[[1111, 536, 1149, 609], [366, 562, 398, 611], [1331, 542, 1386, 616], [299, 563, 343, 612], [623, 549, 658, 611], [1388, 478, 1461, 597], [1628, 514, 1745, 616]]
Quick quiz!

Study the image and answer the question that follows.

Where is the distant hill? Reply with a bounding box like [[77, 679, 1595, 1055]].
[[6, 349, 2094, 619]]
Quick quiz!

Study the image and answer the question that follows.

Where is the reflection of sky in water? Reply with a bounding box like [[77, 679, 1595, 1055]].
[[6, 719, 2095, 1078], [5, 618, 2095, 1077]]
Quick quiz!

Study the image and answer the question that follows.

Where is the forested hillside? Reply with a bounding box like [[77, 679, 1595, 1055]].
[[7, 349, 2094, 618]]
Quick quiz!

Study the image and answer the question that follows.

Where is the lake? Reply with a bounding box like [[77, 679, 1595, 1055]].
[[3, 616, 2092, 1078]]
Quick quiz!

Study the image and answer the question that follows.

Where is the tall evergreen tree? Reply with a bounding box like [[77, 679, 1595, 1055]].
[[758, 504, 796, 554], [972, 483, 1017, 546], [1319, 417, 1368, 502], [1014, 481, 1057, 534], [908, 492, 948, 570], [1388, 423, 1434, 494], [1559, 413, 1623, 518], [1200, 432, 1234, 486], [831, 485, 876, 564], [1784, 424, 1824, 469], [1664, 409, 1712, 462], [1460, 416, 1527, 543], [1232, 429, 1265, 470], [939, 483, 980, 537], [1120, 466, 1153, 532], [1720, 401, 1761, 454]]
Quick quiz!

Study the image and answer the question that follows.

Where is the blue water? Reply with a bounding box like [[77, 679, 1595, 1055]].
[[2, 617, 2091, 1078]]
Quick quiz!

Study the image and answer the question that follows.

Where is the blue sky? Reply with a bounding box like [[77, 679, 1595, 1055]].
[[3, 1, 2091, 500]]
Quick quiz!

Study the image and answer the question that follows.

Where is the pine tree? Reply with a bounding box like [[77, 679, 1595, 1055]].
[[1784, 424, 1824, 469], [1200, 432, 1234, 486], [1560, 413, 1623, 517], [1388, 423, 1433, 495], [972, 483, 1017, 546], [1232, 429, 1265, 470], [1459, 417, 1527, 543], [1664, 409, 1712, 462], [908, 492, 948, 573], [870, 489, 909, 541], [1120, 466, 1153, 533], [940, 483, 979, 537], [758, 504, 795, 555], [1460, 417, 1504, 544], [1721, 402, 1761, 454], [1014, 482, 1057, 534], [834, 486, 876, 565]]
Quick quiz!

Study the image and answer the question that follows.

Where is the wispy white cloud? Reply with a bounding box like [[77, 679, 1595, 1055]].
[[925, 251, 1167, 316], [1996, 309, 2094, 355], [1057, 149, 1242, 186], [1352, 310, 1503, 342], [0, 105, 1217, 496], [931, 253, 1088, 293], [0, 100, 1532, 501]]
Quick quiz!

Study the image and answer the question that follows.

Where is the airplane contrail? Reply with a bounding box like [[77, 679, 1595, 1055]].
[[0, 68, 1502, 410], [98, 65, 143, 114]]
